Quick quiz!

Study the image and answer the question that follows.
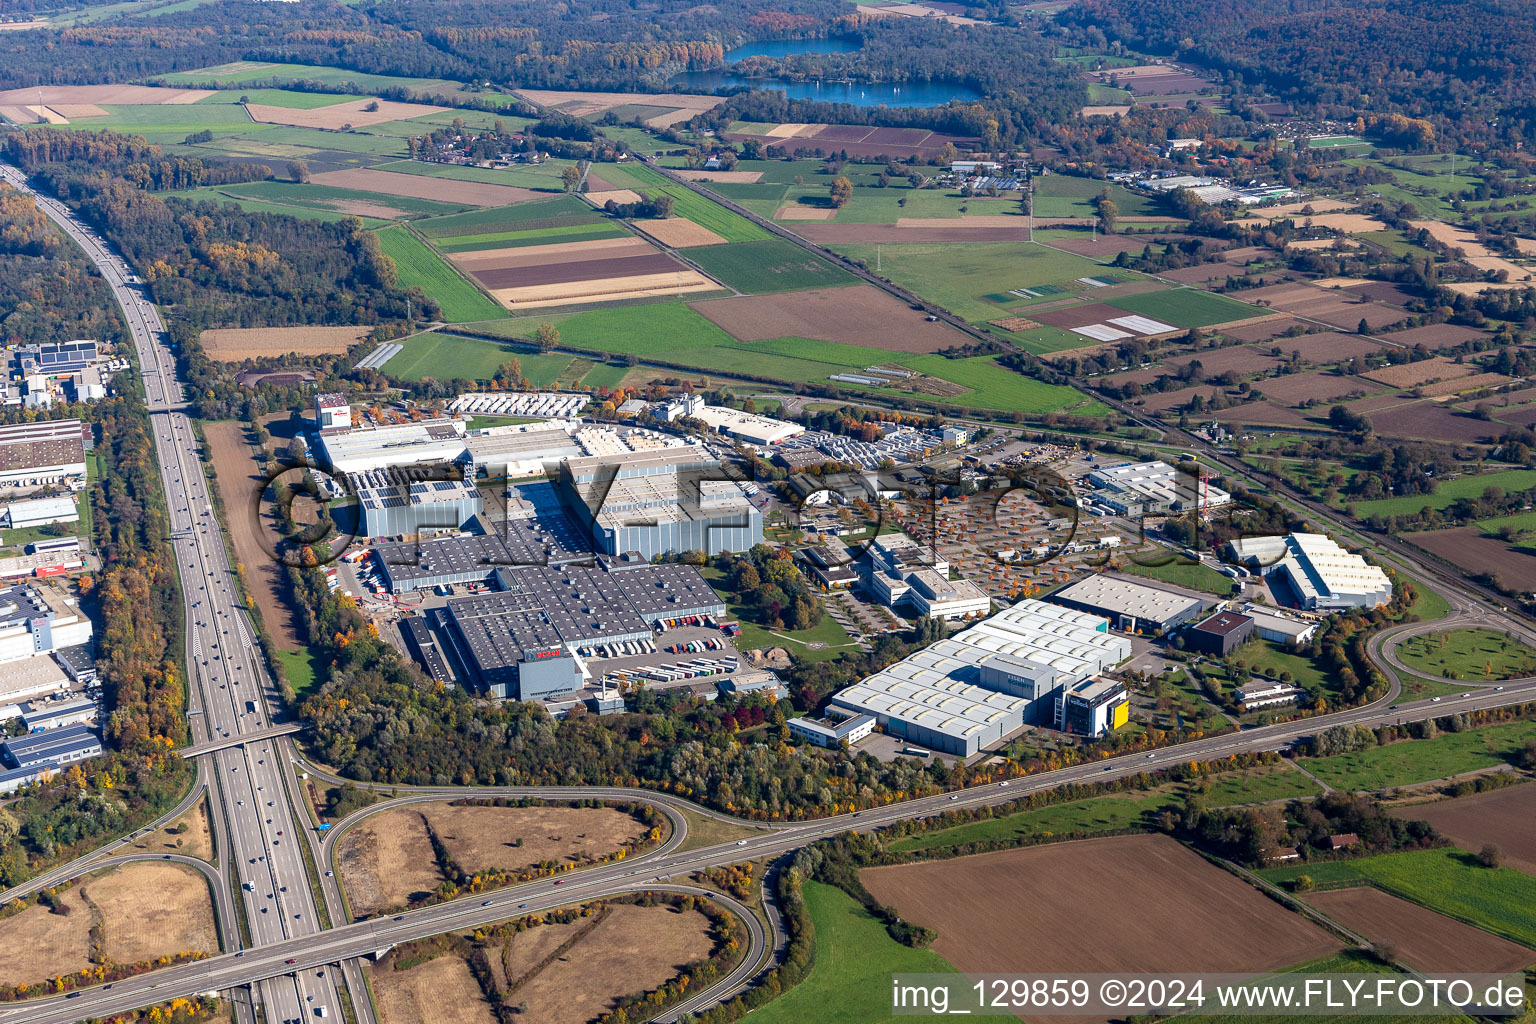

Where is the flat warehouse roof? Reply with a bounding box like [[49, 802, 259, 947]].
[[1052, 573, 1206, 624], [0, 419, 85, 473]]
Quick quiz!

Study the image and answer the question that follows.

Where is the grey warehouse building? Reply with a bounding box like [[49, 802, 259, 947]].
[[441, 563, 725, 700], [354, 468, 483, 539], [559, 448, 761, 560]]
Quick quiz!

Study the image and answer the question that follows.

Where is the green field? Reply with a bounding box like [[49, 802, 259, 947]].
[[747, 882, 1012, 1024], [1104, 288, 1261, 329], [1118, 556, 1237, 595], [372, 225, 507, 323], [1171, 951, 1468, 1024], [197, 88, 354, 109], [415, 195, 600, 237], [683, 237, 856, 294], [827, 241, 1129, 323], [212, 179, 467, 217], [169, 188, 387, 226], [435, 222, 630, 253], [1396, 627, 1536, 680], [275, 647, 327, 700], [382, 335, 575, 383], [651, 185, 770, 242], [1260, 847, 1536, 949], [1297, 719, 1536, 791], [1232, 639, 1335, 695], [890, 765, 1319, 854], [1352, 468, 1536, 517], [588, 161, 671, 190], [156, 61, 524, 107]]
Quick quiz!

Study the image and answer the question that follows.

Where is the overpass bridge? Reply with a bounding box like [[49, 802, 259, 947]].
[[180, 723, 305, 758]]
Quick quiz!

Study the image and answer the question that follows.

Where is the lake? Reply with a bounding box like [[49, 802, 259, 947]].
[[670, 36, 982, 108]]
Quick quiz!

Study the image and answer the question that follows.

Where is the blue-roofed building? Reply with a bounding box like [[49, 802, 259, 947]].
[[2, 722, 101, 769], [16, 341, 98, 376], [20, 696, 96, 732]]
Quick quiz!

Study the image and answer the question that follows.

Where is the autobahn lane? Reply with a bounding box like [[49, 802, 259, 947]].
[[7, 674, 1534, 1024], [4, 162, 347, 1024]]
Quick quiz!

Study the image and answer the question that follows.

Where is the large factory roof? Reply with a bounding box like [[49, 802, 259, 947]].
[[833, 599, 1128, 745], [318, 417, 467, 471], [1050, 573, 1207, 627], [0, 419, 85, 473], [1279, 532, 1392, 604], [445, 563, 726, 672]]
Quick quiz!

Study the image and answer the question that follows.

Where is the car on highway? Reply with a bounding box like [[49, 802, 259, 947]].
[[285, 959, 297, 965], [1460, 692, 1471, 697], [482, 900, 493, 906], [1432, 696, 1442, 702]]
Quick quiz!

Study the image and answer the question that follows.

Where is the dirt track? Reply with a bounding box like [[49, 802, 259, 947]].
[[203, 420, 303, 649]]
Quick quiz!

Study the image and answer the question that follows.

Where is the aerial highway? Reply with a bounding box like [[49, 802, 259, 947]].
[[4, 156, 1536, 1024]]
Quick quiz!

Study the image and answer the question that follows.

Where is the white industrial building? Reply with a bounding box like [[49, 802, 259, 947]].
[[1235, 680, 1303, 709], [318, 416, 469, 474], [0, 419, 87, 491], [690, 405, 805, 445], [862, 533, 989, 620], [826, 599, 1131, 756], [788, 713, 875, 749], [1229, 533, 1392, 610], [1088, 460, 1231, 516], [449, 392, 590, 421], [1, 496, 79, 531], [0, 583, 92, 665], [1241, 604, 1319, 646], [314, 393, 352, 430]]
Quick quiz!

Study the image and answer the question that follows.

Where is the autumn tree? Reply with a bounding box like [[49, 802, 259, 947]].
[[561, 165, 581, 192], [829, 175, 853, 208], [534, 322, 560, 352], [286, 159, 309, 184]]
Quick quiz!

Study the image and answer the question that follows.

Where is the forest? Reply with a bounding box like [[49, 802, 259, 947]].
[[0, 182, 123, 347], [1058, 0, 1536, 147]]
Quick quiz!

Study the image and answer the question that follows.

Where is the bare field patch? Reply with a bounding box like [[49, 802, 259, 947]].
[[310, 168, 541, 207], [374, 953, 498, 1024], [45, 104, 108, 119], [1360, 356, 1477, 389], [1081, 105, 1131, 117], [127, 797, 214, 862], [776, 205, 836, 221], [583, 188, 643, 206], [1419, 372, 1512, 397], [246, 97, 445, 130], [488, 269, 716, 308], [990, 316, 1040, 332], [0, 84, 212, 105], [672, 169, 763, 183], [863, 834, 1339, 991], [204, 421, 302, 649], [514, 88, 725, 128], [0, 887, 95, 986], [448, 236, 652, 270], [87, 862, 218, 965], [507, 904, 714, 1024], [338, 803, 651, 917], [1254, 371, 1375, 405], [1407, 527, 1536, 589], [1234, 199, 1358, 223], [200, 325, 372, 360], [633, 216, 729, 248], [1409, 220, 1495, 257], [1389, 785, 1536, 877], [1306, 888, 1535, 973], [692, 284, 962, 352]]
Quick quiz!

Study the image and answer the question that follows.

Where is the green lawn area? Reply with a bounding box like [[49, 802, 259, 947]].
[[1106, 288, 1261, 329], [825, 241, 1129, 324], [275, 647, 327, 701], [891, 764, 1320, 855], [586, 161, 671, 190], [748, 882, 1013, 1024], [156, 61, 525, 108], [1401, 571, 1451, 621], [1118, 556, 1236, 595], [382, 334, 572, 382], [648, 185, 770, 242], [1232, 638, 1333, 693], [1352, 468, 1536, 517], [1396, 627, 1536, 681], [64, 103, 263, 137], [1297, 719, 1536, 791], [373, 225, 507, 323], [1260, 847, 1536, 949], [1031, 176, 1161, 218], [683, 238, 857, 294]]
